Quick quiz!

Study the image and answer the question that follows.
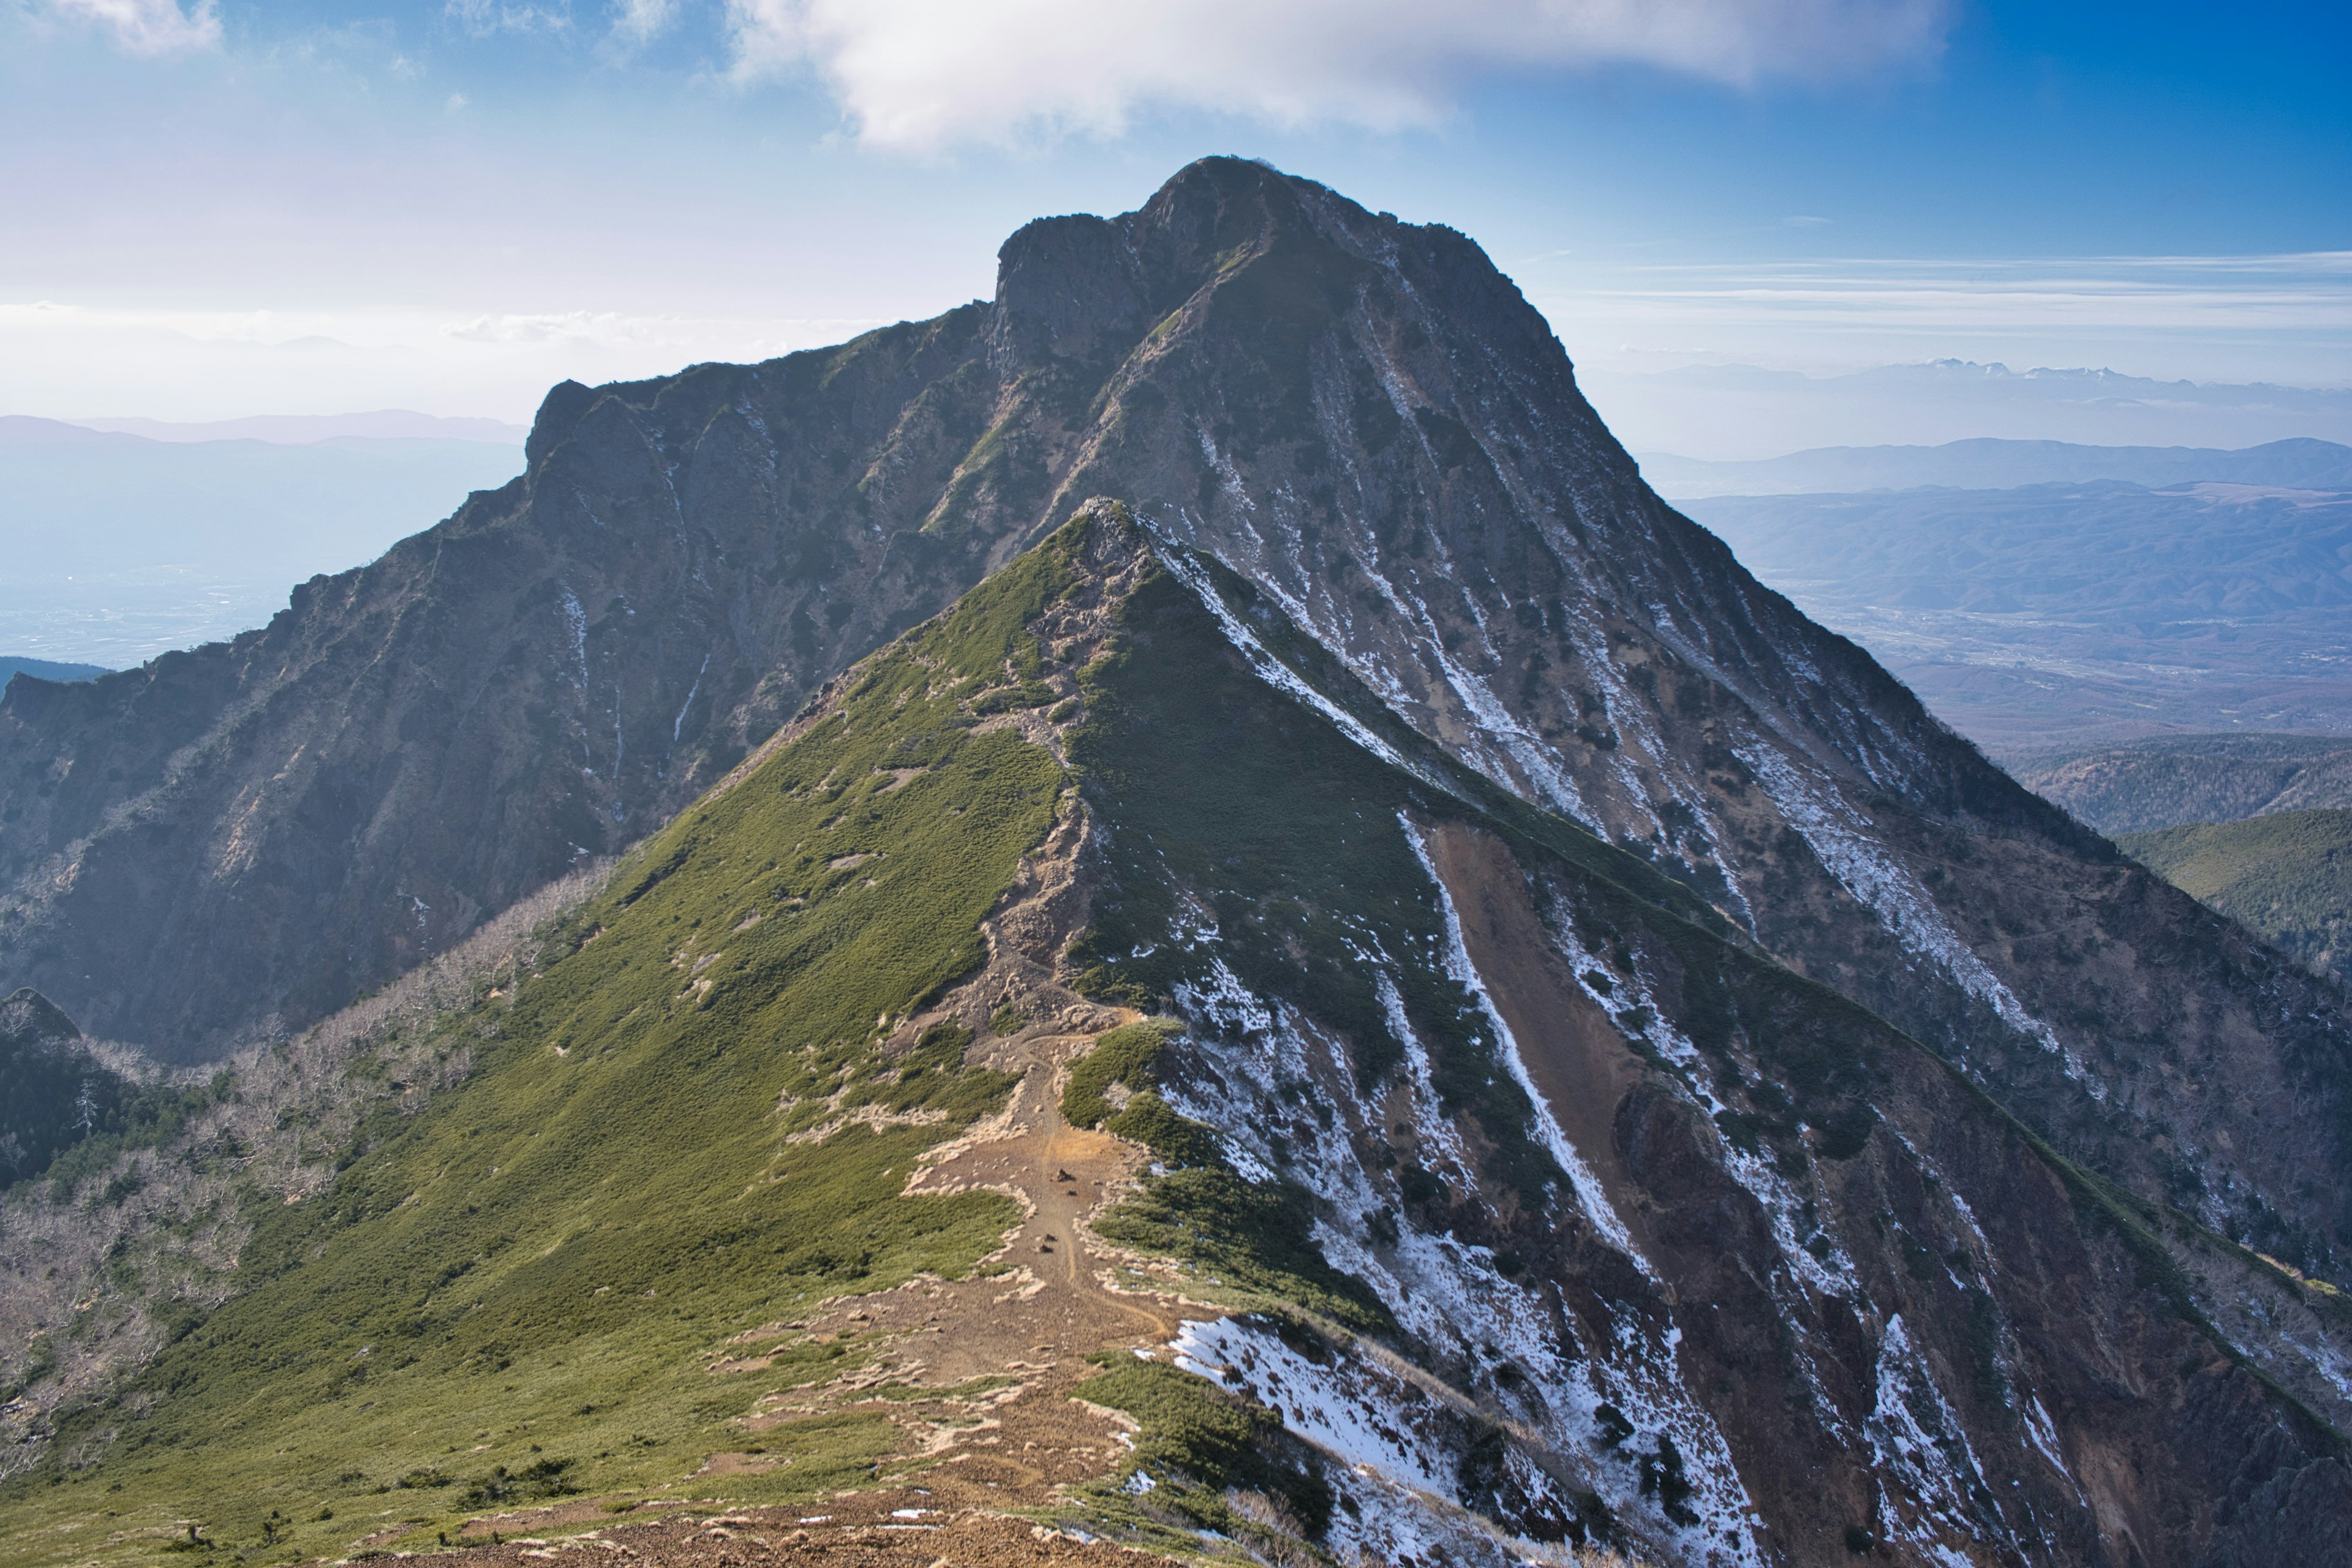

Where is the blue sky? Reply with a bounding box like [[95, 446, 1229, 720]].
[[2, 0, 2345, 440]]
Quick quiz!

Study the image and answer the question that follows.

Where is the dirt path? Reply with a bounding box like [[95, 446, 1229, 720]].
[[444, 1026, 1204, 1567]]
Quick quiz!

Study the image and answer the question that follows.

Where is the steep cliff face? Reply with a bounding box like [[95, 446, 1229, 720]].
[[0, 307, 1046, 1055], [2, 159, 2348, 1290]]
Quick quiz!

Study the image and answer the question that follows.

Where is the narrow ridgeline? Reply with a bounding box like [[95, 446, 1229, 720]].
[[6, 508, 2346, 1568]]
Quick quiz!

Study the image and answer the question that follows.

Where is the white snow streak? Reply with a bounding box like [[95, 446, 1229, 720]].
[[1735, 738, 2101, 1095]]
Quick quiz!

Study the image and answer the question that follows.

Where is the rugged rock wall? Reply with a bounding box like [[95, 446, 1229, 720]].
[[3, 159, 2348, 1291], [1076, 529, 2352, 1566]]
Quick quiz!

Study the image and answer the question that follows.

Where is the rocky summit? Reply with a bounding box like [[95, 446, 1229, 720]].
[[2, 161, 2350, 1568]]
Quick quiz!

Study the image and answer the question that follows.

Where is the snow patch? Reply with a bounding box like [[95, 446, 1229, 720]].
[[1735, 739, 2100, 1095]]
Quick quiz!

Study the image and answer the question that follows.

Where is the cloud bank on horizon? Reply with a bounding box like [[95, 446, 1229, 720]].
[[718, 0, 1950, 149]]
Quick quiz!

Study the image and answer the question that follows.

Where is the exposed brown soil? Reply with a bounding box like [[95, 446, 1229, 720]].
[[1420, 822, 1654, 1250], [426, 761, 1213, 1567], [418, 1036, 1205, 1567], [417, 1506, 1179, 1568]]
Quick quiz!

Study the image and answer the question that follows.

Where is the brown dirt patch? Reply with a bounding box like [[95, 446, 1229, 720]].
[[418, 1504, 1179, 1567], [1422, 822, 1656, 1252]]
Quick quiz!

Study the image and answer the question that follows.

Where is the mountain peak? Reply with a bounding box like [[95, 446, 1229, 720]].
[[990, 156, 1355, 368]]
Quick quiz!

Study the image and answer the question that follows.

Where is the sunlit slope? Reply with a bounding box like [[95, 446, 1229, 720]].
[[2119, 807, 2352, 987], [1, 533, 1082, 1564], [11, 506, 2351, 1567]]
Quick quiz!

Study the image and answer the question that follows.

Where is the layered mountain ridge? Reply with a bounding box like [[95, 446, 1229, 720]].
[[6, 158, 2346, 1283], [7, 505, 2347, 1568], [3, 157, 2352, 1565]]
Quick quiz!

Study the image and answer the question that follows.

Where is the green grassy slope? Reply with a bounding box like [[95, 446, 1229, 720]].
[[15, 504, 2320, 1566], [2118, 808, 2352, 987], [0, 533, 1085, 1566]]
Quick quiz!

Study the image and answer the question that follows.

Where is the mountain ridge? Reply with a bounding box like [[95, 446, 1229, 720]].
[[1684, 479, 2352, 748], [8, 503, 2349, 1567], [2016, 733, 2352, 834], [4, 156, 2349, 1319]]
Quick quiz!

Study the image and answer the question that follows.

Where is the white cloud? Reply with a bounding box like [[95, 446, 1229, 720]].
[[722, 0, 1951, 150], [43, 0, 220, 54], [445, 0, 571, 37], [609, 0, 677, 44]]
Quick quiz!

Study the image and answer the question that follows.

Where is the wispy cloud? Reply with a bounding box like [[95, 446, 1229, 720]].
[[1540, 252, 2352, 339], [0, 299, 892, 423], [608, 0, 677, 45], [722, 0, 1953, 151], [40, 0, 219, 54], [0, 298, 876, 361], [444, 0, 572, 38]]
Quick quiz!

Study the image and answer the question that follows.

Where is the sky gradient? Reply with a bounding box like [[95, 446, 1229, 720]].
[[3, 0, 2346, 441]]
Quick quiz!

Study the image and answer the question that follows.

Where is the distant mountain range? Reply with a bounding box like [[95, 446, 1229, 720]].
[[2015, 733, 2352, 834], [1686, 478, 2352, 750], [1642, 435, 2352, 499], [0, 416, 523, 666], [67, 410, 529, 445], [0, 658, 105, 689], [1585, 358, 2352, 459]]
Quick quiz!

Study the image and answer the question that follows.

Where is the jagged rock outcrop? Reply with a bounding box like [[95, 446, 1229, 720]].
[[2, 159, 2348, 1303]]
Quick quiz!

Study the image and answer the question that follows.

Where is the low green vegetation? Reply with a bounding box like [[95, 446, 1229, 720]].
[[1070, 1351, 1330, 1551], [1095, 1168, 1386, 1331], [1062, 1017, 1385, 1331], [0, 524, 1093, 1568], [1061, 1020, 1176, 1129], [1060, 1020, 1218, 1167], [2119, 808, 2352, 986]]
